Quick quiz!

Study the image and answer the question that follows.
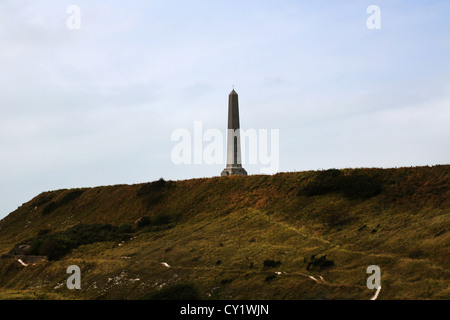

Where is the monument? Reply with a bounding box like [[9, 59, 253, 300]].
[[221, 89, 248, 176]]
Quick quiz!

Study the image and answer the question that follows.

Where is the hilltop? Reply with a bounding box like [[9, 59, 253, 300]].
[[0, 165, 449, 300]]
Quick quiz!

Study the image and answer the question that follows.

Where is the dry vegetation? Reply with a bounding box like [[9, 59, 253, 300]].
[[0, 165, 448, 300]]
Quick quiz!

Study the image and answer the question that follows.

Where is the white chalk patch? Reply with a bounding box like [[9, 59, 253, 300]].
[[53, 282, 65, 289], [309, 276, 318, 282], [161, 262, 170, 268], [17, 259, 28, 267], [371, 286, 381, 300]]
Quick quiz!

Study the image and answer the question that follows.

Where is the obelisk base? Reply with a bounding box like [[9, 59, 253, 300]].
[[221, 167, 248, 176]]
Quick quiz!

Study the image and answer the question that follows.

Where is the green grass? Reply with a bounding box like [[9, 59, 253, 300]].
[[0, 165, 448, 300]]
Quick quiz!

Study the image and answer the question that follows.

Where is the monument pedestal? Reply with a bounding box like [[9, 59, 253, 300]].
[[221, 167, 248, 176]]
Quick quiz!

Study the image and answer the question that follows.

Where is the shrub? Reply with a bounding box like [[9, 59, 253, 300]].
[[263, 259, 281, 268], [37, 229, 51, 236], [63, 223, 130, 246], [118, 224, 134, 234], [25, 239, 44, 256], [137, 216, 152, 229], [301, 169, 342, 196], [434, 230, 446, 237], [340, 174, 382, 199], [141, 283, 200, 300], [220, 279, 232, 285], [300, 170, 382, 200], [41, 189, 85, 215], [137, 214, 171, 229], [137, 178, 170, 209], [42, 202, 60, 215], [306, 255, 334, 271], [152, 213, 171, 226], [33, 194, 53, 207], [59, 189, 85, 206], [408, 249, 424, 260], [37, 236, 74, 261], [20, 223, 134, 261], [265, 274, 277, 282]]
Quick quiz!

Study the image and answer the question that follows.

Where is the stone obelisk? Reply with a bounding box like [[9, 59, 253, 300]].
[[221, 89, 248, 176]]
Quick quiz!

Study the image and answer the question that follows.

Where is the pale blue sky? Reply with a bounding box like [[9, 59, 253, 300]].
[[1, 0, 449, 219]]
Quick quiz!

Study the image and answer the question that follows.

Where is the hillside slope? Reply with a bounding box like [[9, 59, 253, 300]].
[[0, 165, 449, 300]]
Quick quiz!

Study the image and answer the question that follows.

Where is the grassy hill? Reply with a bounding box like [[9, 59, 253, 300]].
[[0, 165, 449, 300]]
